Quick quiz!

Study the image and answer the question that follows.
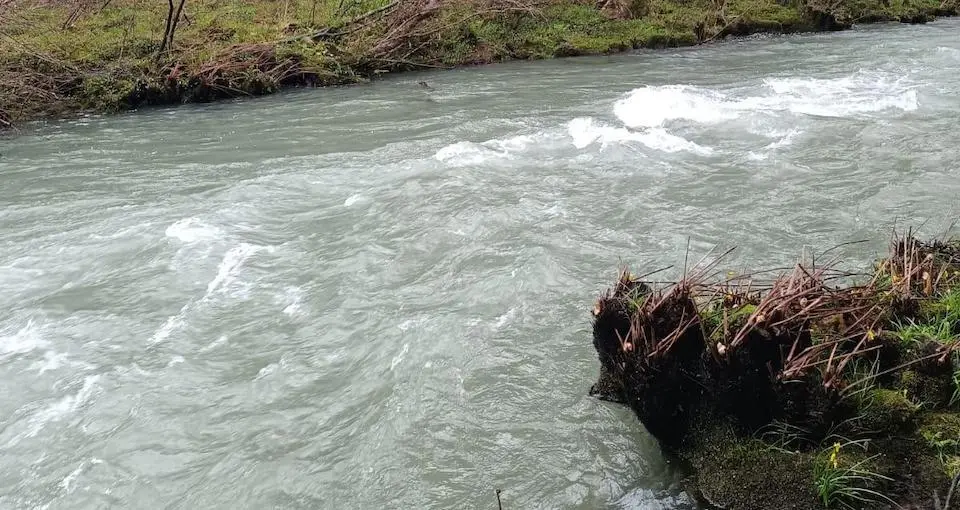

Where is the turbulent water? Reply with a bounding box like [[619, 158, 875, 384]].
[[2, 20, 960, 510]]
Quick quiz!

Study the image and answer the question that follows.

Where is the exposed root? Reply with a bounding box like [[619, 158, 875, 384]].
[[590, 230, 960, 507]]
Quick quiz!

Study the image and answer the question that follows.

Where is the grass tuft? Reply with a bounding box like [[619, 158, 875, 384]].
[[813, 442, 895, 509]]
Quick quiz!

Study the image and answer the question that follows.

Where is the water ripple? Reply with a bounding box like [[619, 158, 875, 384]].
[[1, 19, 959, 510]]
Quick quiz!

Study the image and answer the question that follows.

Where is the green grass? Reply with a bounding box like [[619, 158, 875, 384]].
[[846, 0, 948, 21], [701, 302, 757, 341], [813, 442, 895, 509], [952, 352, 960, 407], [894, 318, 956, 346], [893, 287, 960, 348], [930, 288, 960, 325]]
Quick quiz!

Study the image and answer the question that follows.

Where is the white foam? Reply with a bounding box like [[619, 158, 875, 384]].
[[200, 335, 229, 352], [30, 350, 69, 374], [148, 313, 185, 344], [280, 286, 305, 317], [433, 134, 543, 166], [567, 117, 713, 155], [390, 343, 409, 371], [543, 204, 565, 217], [344, 194, 363, 207], [613, 73, 920, 132], [568, 117, 616, 149], [58, 458, 103, 494], [764, 128, 801, 149], [205, 243, 261, 297], [494, 307, 518, 329], [0, 319, 49, 359], [758, 75, 919, 116], [936, 46, 960, 59], [640, 128, 715, 155], [59, 462, 85, 492], [9, 375, 101, 446], [434, 141, 493, 165], [88, 224, 148, 241], [165, 217, 222, 243], [614, 85, 739, 128], [151, 242, 267, 345], [397, 317, 428, 332], [486, 134, 536, 152], [255, 360, 283, 380]]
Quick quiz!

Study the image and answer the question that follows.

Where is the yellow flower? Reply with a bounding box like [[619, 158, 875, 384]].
[[866, 329, 876, 341], [829, 442, 841, 469]]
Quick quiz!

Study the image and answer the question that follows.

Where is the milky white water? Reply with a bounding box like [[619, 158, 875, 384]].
[[1, 20, 959, 509]]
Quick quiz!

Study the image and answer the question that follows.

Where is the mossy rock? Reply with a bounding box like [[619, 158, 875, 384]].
[[874, 332, 908, 383], [921, 412, 960, 438], [870, 437, 953, 507], [917, 413, 960, 477], [692, 438, 819, 510], [860, 388, 918, 434], [899, 369, 954, 409], [679, 423, 819, 510]]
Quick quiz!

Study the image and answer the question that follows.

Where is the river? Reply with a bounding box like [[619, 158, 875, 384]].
[[1, 19, 959, 510]]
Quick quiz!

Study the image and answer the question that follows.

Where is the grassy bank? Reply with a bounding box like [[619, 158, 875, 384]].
[[1, 0, 957, 128], [589, 231, 960, 509]]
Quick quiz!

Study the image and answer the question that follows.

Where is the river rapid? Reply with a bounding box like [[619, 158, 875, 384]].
[[1, 19, 959, 510]]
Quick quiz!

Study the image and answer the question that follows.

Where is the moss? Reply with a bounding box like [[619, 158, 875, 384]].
[[860, 388, 919, 434], [727, 0, 808, 30], [847, 0, 950, 21], [946, 456, 960, 477], [463, 3, 690, 59], [898, 365, 955, 409], [691, 434, 820, 510], [899, 370, 925, 406], [77, 74, 137, 112], [920, 413, 960, 476], [900, 369, 920, 391], [870, 436, 952, 504], [920, 413, 960, 448]]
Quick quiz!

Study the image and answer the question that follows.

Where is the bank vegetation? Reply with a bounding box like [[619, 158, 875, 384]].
[[1, 0, 957, 128]]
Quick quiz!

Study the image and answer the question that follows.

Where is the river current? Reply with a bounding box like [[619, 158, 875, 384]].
[[1, 19, 959, 510]]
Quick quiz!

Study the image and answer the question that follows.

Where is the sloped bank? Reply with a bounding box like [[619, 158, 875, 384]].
[[1, 0, 958, 130], [589, 232, 960, 509]]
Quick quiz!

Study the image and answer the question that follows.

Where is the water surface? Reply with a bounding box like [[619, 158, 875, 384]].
[[2, 20, 960, 509]]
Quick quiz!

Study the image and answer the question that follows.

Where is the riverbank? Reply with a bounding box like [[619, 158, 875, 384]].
[[590, 231, 960, 509], [1, 0, 957, 129]]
